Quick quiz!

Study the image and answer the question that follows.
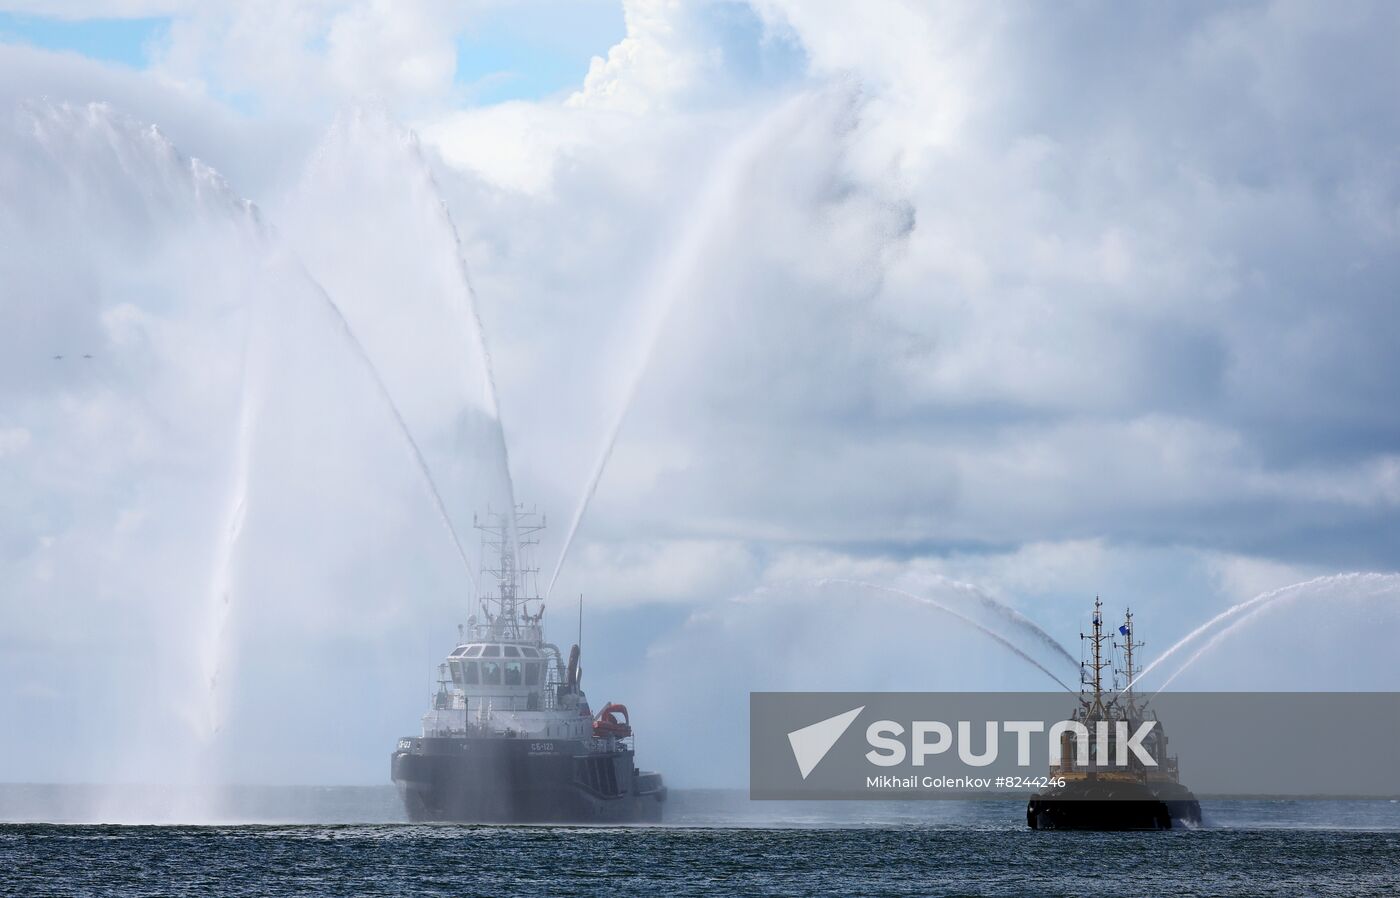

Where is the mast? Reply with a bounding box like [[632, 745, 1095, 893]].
[[1080, 596, 1109, 718], [1115, 608, 1144, 715], [472, 506, 546, 640]]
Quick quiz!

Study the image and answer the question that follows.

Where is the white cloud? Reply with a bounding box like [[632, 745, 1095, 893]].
[[417, 100, 595, 195], [568, 0, 719, 113], [148, 0, 475, 112]]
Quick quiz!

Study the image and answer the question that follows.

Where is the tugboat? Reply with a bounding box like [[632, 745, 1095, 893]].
[[1026, 599, 1201, 830], [391, 507, 667, 822]]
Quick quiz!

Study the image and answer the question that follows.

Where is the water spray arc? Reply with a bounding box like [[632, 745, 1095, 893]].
[[290, 108, 521, 578], [200, 254, 486, 740], [857, 576, 1080, 671], [284, 254, 481, 592], [1129, 572, 1400, 694], [818, 579, 1077, 692], [199, 314, 262, 741], [399, 122, 521, 566], [543, 115, 768, 600], [201, 111, 544, 746]]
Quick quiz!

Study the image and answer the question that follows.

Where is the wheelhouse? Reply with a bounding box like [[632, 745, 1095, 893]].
[[443, 642, 560, 711]]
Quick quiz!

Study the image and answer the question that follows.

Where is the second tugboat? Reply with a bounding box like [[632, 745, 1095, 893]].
[[391, 507, 667, 822], [1026, 599, 1201, 830]]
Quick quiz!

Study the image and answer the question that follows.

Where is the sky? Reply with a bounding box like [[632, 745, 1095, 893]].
[[1, 0, 1399, 793]]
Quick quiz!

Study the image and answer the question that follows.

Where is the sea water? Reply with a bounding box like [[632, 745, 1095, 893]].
[[3, 787, 1398, 897]]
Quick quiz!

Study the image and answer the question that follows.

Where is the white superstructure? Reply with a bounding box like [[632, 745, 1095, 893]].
[[420, 508, 595, 742]]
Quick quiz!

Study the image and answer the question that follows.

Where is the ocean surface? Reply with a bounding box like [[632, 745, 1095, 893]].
[[3, 787, 1398, 897]]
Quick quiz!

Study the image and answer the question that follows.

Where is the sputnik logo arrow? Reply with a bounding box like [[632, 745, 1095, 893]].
[[787, 706, 864, 779]]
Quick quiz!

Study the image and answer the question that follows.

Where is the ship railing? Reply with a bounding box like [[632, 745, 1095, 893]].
[[477, 693, 553, 712]]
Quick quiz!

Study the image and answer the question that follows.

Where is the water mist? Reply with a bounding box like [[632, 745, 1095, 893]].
[[284, 107, 520, 571], [544, 88, 883, 599]]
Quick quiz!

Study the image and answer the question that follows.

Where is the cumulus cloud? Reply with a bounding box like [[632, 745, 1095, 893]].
[[145, 0, 474, 112], [561, 1, 1400, 568], [568, 0, 803, 113]]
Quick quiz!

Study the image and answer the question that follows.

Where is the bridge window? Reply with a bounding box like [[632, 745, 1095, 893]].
[[482, 661, 502, 685], [504, 646, 521, 657], [463, 661, 479, 685], [449, 661, 464, 685], [450, 647, 468, 657], [482, 645, 501, 657], [505, 661, 523, 686], [521, 647, 540, 658], [525, 662, 541, 686], [464, 645, 483, 658]]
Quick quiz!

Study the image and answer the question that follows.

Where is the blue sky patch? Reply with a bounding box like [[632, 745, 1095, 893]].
[[0, 12, 168, 68], [454, 1, 625, 104]]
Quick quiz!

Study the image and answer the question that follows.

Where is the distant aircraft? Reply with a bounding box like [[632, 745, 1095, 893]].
[[52, 354, 63, 360], [82, 354, 92, 359]]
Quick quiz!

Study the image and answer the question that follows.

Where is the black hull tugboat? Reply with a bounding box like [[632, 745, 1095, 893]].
[[391, 508, 666, 823], [1026, 782, 1202, 831], [1027, 600, 1201, 831]]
